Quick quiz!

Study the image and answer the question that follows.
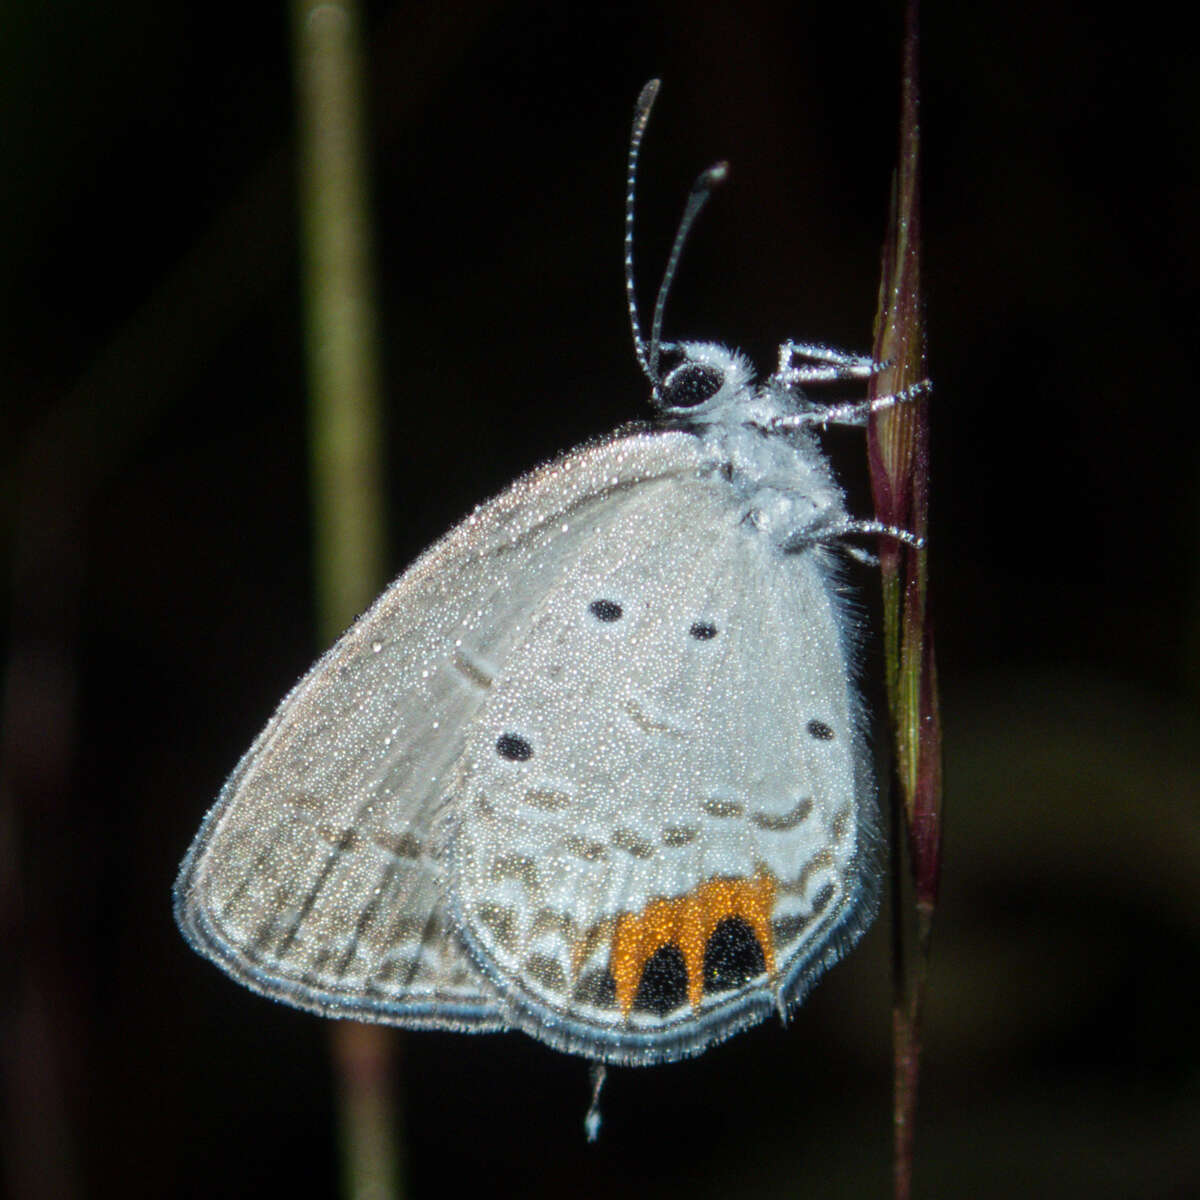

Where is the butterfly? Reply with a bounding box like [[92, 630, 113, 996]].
[[174, 79, 924, 1071]]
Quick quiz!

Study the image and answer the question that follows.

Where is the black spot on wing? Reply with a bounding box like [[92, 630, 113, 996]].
[[589, 599, 623, 622], [633, 944, 688, 1016], [807, 719, 835, 741], [496, 733, 533, 761], [703, 916, 766, 994]]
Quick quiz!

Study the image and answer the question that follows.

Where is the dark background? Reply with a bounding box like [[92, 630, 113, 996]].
[[3, 1, 1197, 1196]]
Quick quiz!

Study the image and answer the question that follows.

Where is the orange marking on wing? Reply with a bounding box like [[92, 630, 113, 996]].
[[610, 871, 777, 1015]]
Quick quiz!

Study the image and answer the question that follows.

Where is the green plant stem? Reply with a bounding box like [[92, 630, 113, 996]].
[[290, 3, 402, 1198], [867, 1, 943, 1197]]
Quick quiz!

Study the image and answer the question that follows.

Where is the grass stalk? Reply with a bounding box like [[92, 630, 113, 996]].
[[290, 3, 403, 1197], [865, 3, 944, 1196]]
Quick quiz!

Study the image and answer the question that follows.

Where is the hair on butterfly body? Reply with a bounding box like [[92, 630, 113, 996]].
[[174, 79, 925, 1074]]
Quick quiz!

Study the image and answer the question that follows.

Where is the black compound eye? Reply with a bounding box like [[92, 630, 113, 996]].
[[689, 621, 718, 641], [662, 363, 724, 408], [496, 733, 533, 761], [588, 599, 623, 622]]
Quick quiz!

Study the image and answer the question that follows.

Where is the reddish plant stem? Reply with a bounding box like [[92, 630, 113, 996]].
[[866, 1, 943, 1197]]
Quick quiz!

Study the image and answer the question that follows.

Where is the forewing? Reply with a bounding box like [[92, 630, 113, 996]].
[[451, 470, 877, 1063], [173, 429, 706, 1029]]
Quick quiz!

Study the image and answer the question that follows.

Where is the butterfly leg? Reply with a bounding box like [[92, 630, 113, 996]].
[[839, 519, 925, 550], [788, 518, 924, 554], [771, 378, 932, 430], [774, 340, 882, 385]]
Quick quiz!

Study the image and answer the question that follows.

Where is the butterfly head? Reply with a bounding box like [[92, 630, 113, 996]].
[[625, 88, 804, 438], [652, 340, 812, 437]]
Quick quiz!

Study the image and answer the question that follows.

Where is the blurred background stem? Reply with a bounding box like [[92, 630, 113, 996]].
[[290, 3, 402, 1198]]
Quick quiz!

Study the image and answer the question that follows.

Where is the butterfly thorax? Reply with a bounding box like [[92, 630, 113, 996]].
[[654, 341, 850, 553]]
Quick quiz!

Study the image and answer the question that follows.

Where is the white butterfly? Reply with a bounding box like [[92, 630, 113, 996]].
[[174, 80, 924, 1069]]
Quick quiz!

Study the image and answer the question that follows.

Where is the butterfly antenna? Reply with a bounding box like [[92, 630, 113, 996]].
[[648, 159, 728, 380], [625, 79, 661, 392]]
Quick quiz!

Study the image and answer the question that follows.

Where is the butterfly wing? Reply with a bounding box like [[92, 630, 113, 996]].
[[450, 462, 878, 1064], [173, 430, 711, 1030]]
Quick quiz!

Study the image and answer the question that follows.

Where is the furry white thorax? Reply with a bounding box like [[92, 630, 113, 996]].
[[656, 340, 849, 552]]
